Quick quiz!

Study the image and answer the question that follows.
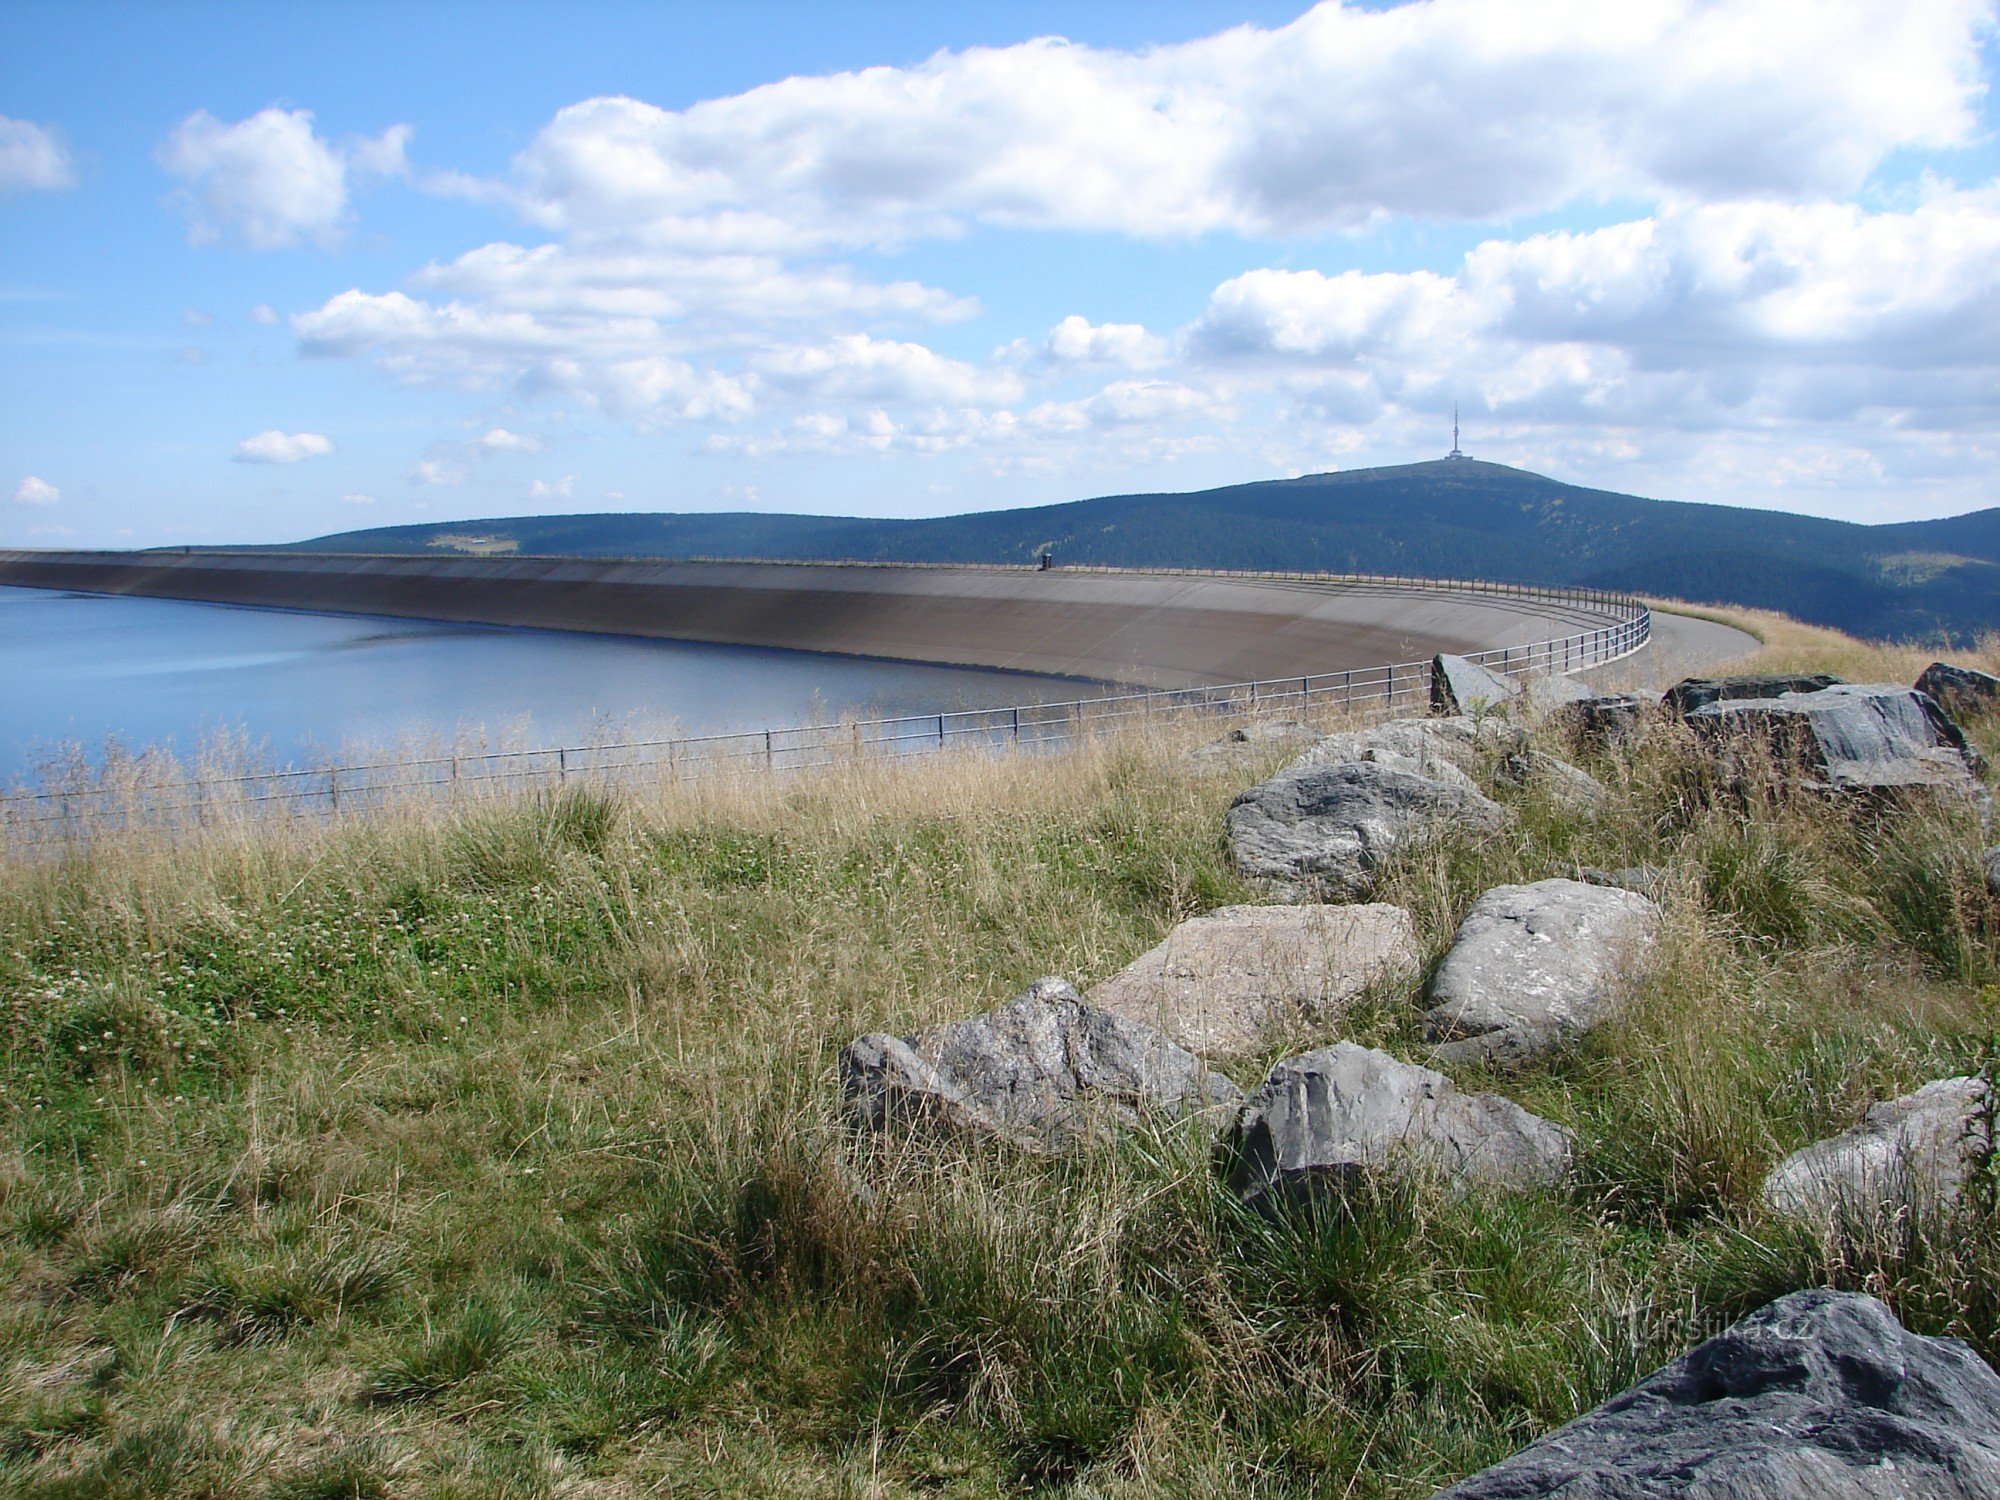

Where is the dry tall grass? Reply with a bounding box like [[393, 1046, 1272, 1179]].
[[1, 611, 1995, 1498]]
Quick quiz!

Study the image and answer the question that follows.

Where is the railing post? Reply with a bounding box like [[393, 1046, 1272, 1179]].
[[558, 747, 567, 783], [765, 729, 774, 769]]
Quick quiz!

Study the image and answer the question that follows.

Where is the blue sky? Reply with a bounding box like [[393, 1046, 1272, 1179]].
[[3, 0, 1997, 548]]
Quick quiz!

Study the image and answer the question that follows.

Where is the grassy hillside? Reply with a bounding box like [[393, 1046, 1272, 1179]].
[[2, 622, 1998, 1497], [277, 460, 2000, 644]]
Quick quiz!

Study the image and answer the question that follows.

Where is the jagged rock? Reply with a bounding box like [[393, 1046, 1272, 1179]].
[[1986, 846, 2000, 898], [1762, 1076, 1993, 1224], [1225, 1043, 1572, 1207], [1186, 717, 1320, 767], [1292, 714, 1522, 790], [1431, 653, 1519, 716], [1425, 879, 1661, 1068], [1087, 903, 1419, 1056], [1227, 761, 1510, 901], [1685, 683, 1986, 796], [1496, 748, 1611, 816], [1435, 1289, 2000, 1499], [841, 977, 1241, 1152], [1554, 691, 1659, 748], [1917, 661, 2000, 715], [1664, 672, 1845, 715], [1576, 864, 1671, 901]]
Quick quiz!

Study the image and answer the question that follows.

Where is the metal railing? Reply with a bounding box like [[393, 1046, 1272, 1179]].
[[0, 575, 1648, 846]]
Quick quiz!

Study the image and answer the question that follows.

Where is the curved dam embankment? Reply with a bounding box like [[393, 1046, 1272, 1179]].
[[0, 550, 1636, 692]]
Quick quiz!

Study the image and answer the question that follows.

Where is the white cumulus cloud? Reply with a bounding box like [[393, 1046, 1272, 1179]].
[[0, 117, 75, 193], [482, 0, 1983, 250], [476, 427, 540, 453], [11, 475, 60, 506], [234, 430, 335, 464], [158, 107, 411, 249], [527, 474, 576, 500]]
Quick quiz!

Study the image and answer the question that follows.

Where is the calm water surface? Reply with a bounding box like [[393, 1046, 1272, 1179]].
[[0, 586, 1103, 781]]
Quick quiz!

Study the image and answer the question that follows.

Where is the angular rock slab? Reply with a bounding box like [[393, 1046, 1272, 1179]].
[[1425, 878, 1661, 1068], [1225, 1042, 1571, 1207], [1086, 903, 1419, 1056], [841, 977, 1242, 1153], [1226, 760, 1510, 901], [1664, 672, 1845, 715], [1685, 683, 1985, 794], [1435, 1289, 2000, 1499], [1762, 1076, 1993, 1224], [1917, 660, 2000, 715], [1432, 653, 1520, 716]]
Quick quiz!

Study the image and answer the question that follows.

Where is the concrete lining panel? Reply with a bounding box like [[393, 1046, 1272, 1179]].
[[0, 550, 1638, 691]]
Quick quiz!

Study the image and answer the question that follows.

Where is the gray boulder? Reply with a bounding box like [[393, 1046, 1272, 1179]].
[[1432, 653, 1520, 716], [1087, 903, 1419, 1056], [1664, 672, 1844, 715], [1293, 714, 1522, 789], [1685, 684, 1986, 796], [1227, 760, 1510, 901], [1917, 661, 2000, 716], [1224, 1042, 1572, 1208], [1496, 748, 1612, 817], [1762, 1076, 1993, 1224], [1425, 879, 1661, 1069], [841, 977, 1241, 1152], [1435, 1289, 2000, 1499], [1555, 691, 1659, 748]]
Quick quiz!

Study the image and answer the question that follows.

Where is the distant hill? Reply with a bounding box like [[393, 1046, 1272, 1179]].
[[274, 459, 1999, 643]]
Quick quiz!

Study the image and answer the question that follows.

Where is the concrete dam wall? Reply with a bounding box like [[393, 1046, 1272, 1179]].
[[0, 550, 1639, 691]]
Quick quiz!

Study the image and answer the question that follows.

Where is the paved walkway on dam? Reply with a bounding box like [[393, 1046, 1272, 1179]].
[[1582, 609, 1762, 693]]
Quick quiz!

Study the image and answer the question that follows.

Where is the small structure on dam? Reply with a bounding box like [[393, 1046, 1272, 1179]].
[[0, 550, 1642, 693]]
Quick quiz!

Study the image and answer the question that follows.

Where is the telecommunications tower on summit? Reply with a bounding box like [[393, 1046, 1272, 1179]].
[[1448, 405, 1465, 459]]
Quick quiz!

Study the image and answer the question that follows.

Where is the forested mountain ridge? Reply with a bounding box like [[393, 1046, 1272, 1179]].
[[273, 459, 1998, 642]]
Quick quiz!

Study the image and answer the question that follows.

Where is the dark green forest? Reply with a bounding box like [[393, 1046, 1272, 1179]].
[[274, 459, 2000, 643]]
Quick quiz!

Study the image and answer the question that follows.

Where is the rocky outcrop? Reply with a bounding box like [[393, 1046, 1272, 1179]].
[[1917, 661, 2000, 715], [1424, 879, 1661, 1069], [1664, 672, 1844, 715], [841, 977, 1241, 1152], [1685, 683, 1986, 796], [1224, 1042, 1572, 1208], [1226, 761, 1510, 900], [1762, 1076, 1993, 1224], [1086, 903, 1419, 1056], [1435, 1289, 2000, 1499]]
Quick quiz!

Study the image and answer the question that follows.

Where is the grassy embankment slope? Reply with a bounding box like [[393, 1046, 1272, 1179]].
[[2, 616, 1998, 1498], [280, 459, 2000, 645]]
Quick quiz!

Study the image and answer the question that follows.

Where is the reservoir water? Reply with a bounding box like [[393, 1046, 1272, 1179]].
[[0, 585, 1105, 784]]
